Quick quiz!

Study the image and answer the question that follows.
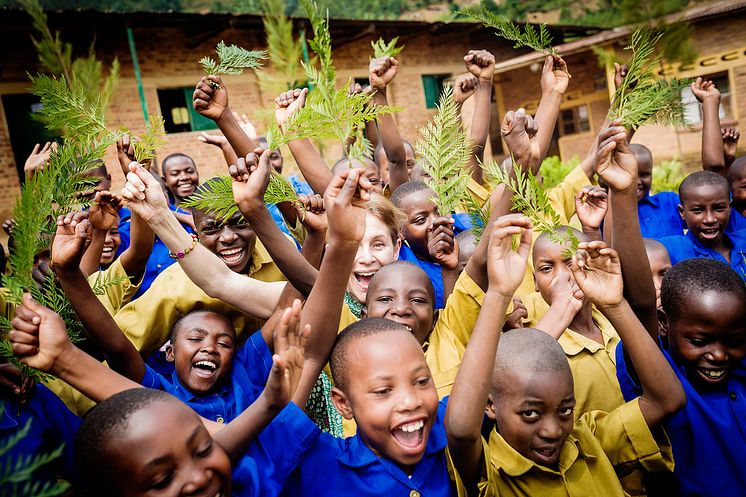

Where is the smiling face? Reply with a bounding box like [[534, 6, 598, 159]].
[[664, 290, 746, 389], [347, 213, 401, 303], [164, 156, 199, 202], [99, 219, 122, 267], [167, 312, 236, 395], [332, 329, 439, 472], [398, 188, 438, 260], [679, 184, 731, 247], [364, 263, 435, 344], [194, 211, 256, 274], [106, 398, 231, 497], [644, 241, 671, 309]]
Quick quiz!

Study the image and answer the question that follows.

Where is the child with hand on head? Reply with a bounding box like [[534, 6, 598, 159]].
[[616, 259, 746, 497], [9, 292, 315, 497], [447, 224, 684, 496]]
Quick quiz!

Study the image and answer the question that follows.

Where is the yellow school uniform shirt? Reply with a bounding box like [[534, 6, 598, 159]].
[[521, 292, 625, 417], [479, 398, 673, 497], [87, 257, 141, 316], [0, 287, 14, 321], [115, 240, 285, 357]]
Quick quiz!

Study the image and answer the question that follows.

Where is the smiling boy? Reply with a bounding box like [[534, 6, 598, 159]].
[[162, 153, 199, 207]]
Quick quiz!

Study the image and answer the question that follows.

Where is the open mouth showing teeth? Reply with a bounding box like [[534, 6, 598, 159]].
[[533, 446, 560, 464], [102, 247, 114, 253], [193, 360, 218, 377], [699, 368, 726, 380], [392, 420, 425, 450], [354, 272, 376, 287], [219, 247, 244, 264]]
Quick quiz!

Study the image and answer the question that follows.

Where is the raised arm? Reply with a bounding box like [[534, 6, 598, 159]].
[[691, 77, 725, 176], [571, 242, 685, 426], [574, 186, 608, 242], [120, 162, 284, 319], [193, 76, 259, 158], [446, 214, 532, 491], [533, 55, 570, 172], [230, 149, 318, 296], [79, 191, 121, 276], [293, 169, 370, 407], [51, 214, 146, 382], [463, 50, 495, 184], [595, 125, 658, 337]]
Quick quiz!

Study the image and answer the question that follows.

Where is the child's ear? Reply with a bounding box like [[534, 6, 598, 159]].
[[657, 308, 670, 347], [165, 343, 175, 363], [533, 272, 539, 293], [361, 306, 368, 319], [485, 393, 497, 421], [330, 386, 354, 420], [677, 203, 685, 220], [393, 238, 402, 260]]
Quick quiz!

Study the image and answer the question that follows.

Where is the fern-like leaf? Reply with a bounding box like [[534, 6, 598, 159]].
[[200, 41, 268, 88], [463, 195, 490, 243], [133, 114, 167, 163], [265, 171, 300, 206], [462, 5, 557, 55], [371, 37, 404, 59], [181, 176, 239, 222], [415, 85, 471, 215]]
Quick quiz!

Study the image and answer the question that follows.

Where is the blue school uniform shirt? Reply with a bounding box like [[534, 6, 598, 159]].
[[116, 204, 195, 299], [140, 329, 272, 423], [0, 384, 81, 487], [727, 208, 746, 233], [659, 230, 746, 280], [616, 343, 746, 497], [398, 244, 446, 309], [281, 398, 455, 497], [637, 191, 687, 239]]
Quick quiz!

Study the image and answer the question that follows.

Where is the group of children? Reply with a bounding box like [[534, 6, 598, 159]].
[[1, 37, 745, 497]]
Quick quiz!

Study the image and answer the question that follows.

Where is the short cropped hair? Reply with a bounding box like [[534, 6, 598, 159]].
[[491, 328, 571, 399], [169, 309, 235, 343], [390, 180, 430, 208], [162, 152, 196, 173], [330, 318, 412, 391], [678, 170, 729, 203], [661, 258, 746, 320], [630, 143, 652, 161], [534, 226, 588, 249], [366, 260, 436, 306], [75, 389, 177, 494], [643, 237, 666, 252], [728, 156, 746, 184]]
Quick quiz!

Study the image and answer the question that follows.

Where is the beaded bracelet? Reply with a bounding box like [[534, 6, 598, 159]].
[[169, 233, 199, 259]]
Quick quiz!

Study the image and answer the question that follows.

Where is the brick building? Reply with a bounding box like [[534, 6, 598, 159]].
[[0, 1, 744, 225]]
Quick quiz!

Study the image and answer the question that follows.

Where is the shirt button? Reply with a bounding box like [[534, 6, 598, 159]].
[[156, 264, 162, 269], [410, 491, 420, 497], [216, 416, 225, 424], [731, 392, 737, 401]]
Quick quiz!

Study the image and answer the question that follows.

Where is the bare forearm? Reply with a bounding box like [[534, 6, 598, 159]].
[[120, 212, 154, 281], [534, 91, 563, 173], [372, 90, 408, 192], [701, 100, 725, 174], [80, 229, 106, 276], [466, 185, 511, 291], [535, 303, 575, 340], [214, 392, 283, 463], [442, 267, 458, 303], [288, 140, 333, 194], [216, 112, 258, 159], [468, 79, 492, 184]]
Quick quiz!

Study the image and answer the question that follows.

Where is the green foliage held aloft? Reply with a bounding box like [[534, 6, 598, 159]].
[[607, 26, 687, 129], [485, 161, 579, 257], [200, 41, 268, 83], [371, 37, 404, 59], [0, 416, 68, 497], [416, 85, 471, 215], [462, 5, 557, 56], [133, 114, 168, 163], [265, 171, 301, 206]]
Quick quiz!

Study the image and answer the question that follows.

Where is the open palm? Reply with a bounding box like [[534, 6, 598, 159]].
[[571, 242, 623, 307]]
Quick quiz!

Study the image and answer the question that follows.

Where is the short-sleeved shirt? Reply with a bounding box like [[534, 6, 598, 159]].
[[616, 343, 746, 497], [0, 384, 81, 487], [659, 230, 746, 281], [522, 292, 625, 417], [88, 257, 141, 316], [281, 398, 458, 497], [727, 208, 746, 233], [479, 398, 673, 497], [114, 240, 286, 357], [140, 330, 273, 423], [637, 191, 687, 239]]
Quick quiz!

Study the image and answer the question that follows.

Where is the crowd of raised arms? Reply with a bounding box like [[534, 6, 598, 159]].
[[2, 39, 746, 497]]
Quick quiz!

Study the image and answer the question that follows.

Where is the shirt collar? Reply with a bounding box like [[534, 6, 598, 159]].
[[685, 230, 732, 258], [169, 370, 231, 403], [248, 239, 273, 276], [557, 307, 616, 356], [488, 428, 589, 477]]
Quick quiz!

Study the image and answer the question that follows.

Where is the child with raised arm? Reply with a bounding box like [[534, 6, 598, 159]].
[[9, 294, 315, 497], [447, 231, 684, 496]]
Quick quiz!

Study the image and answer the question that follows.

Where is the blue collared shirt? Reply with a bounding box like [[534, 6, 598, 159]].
[[0, 384, 81, 487], [140, 330, 273, 423], [637, 191, 687, 239], [398, 245, 446, 309], [116, 204, 195, 299], [727, 208, 746, 234], [659, 230, 746, 280], [281, 398, 455, 497], [616, 343, 746, 497]]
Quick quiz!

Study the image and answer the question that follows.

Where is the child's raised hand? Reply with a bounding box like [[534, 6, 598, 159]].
[[540, 55, 570, 96], [486, 214, 533, 297], [274, 88, 308, 129], [88, 190, 122, 232], [369, 56, 398, 90], [51, 211, 91, 272], [116, 134, 152, 174], [24, 142, 56, 176], [296, 194, 327, 235], [324, 168, 372, 247], [571, 241, 623, 307], [193, 76, 229, 121], [464, 49, 495, 81], [234, 112, 258, 140], [230, 148, 270, 211], [722, 127, 740, 159], [613, 63, 628, 90], [690, 77, 720, 103], [427, 216, 459, 270], [453, 74, 478, 105], [574, 186, 608, 230], [121, 161, 169, 222], [197, 131, 228, 148], [264, 300, 309, 410], [504, 297, 528, 331], [595, 124, 637, 192], [9, 294, 72, 373], [547, 272, 583, 315], [501, 108, 540, 169]]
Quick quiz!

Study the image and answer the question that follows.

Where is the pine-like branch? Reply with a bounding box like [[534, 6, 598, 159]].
[[200, 41, 268, 87], [463, 5, 557, 55], [181, 176, 239, 222], [463, 194, 490, 243], [416, 85, 471, 215], [265, 171, 300, 206], [133, 115, 168, 163], [371, 37, 404, 59]]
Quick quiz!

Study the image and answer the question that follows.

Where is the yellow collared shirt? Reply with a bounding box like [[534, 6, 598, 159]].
[[87, 257, 141, 316]]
